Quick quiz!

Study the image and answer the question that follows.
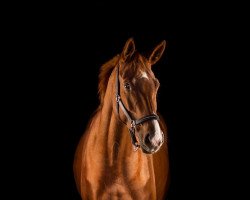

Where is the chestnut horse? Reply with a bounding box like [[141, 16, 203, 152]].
[[74, 38, 169, 199]]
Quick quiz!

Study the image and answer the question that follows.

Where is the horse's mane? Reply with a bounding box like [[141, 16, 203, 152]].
[[98, 54, 120, 106]]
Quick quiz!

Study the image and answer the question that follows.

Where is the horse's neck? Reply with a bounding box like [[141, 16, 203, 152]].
[[91, 72, 152, 167], [95, 98, 138, 166], [96, 103, 156, 193]]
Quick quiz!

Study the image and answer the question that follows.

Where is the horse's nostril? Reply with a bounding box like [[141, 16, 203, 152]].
[[144, 134, 151, 145]]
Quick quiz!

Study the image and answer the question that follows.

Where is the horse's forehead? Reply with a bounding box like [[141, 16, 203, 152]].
[[137, 68, 155, 80], [140, 71, 149, 80], [131, 71, 156, 89], [122, 58, 154, 80]]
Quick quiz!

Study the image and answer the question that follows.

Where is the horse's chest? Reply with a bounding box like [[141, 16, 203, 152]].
[[101, 176, 155, 200], [84, 147, 156, 199], [125, 152, 154, 186], [85, 162, 155, 199], [100, 161, 155, 199]]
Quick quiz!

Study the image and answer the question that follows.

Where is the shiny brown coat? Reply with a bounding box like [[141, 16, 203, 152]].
[[74, 38, 170, 199]]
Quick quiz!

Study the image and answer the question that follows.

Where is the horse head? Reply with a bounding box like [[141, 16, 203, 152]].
[[114, 38, 166, 154]]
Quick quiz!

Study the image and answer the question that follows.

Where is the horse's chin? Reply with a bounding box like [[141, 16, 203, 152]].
[[137, 135, 154, 154], [141, 145, 161, 154], [137, 134, 158, 154], [139, 141, 158, 154], [141, 147, 153, 154]]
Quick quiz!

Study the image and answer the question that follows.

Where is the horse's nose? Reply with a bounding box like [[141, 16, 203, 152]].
[[144, 133, 162, 147]]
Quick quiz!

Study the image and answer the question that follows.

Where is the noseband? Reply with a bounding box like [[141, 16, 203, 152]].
[[115, 64, 159, 150]]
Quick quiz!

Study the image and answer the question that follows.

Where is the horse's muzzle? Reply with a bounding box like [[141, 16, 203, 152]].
[[139, 131, 164, 154]]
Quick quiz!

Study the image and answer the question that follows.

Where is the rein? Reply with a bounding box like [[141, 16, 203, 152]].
[[115, 64, 159, 150]]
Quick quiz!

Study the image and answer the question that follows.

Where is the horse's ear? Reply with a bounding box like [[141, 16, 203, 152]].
[[149, 40, 167, 65], [121, 38, 135, 61]]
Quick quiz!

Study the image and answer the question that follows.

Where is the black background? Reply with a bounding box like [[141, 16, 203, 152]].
[[4, 1, 238, 199]]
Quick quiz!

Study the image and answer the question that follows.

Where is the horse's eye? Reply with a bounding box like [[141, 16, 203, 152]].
[[124, 83, 131, 90]]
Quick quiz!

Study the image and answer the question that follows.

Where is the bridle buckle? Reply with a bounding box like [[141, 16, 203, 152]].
[[116, 95, 120, 103], [131, 120, 136, 128]]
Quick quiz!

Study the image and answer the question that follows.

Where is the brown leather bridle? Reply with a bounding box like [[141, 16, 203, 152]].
[[115, 63, 160, 150]]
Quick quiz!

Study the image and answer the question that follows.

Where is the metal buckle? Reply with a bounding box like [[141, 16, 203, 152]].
[[131, 120, 136, 128], [116, 95, 120, 102], [133, 143, 139, 151]]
